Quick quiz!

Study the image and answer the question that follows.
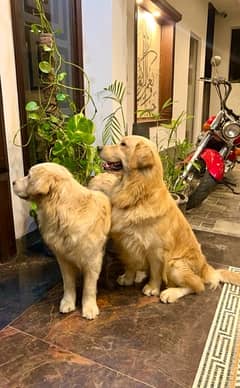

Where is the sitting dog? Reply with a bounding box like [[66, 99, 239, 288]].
[[89, 135, 240, 303], [13, 162, 111, 319]]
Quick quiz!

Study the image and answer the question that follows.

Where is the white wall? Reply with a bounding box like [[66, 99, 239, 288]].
[[167, 0, 209, 142], [210, 12, 240, 116], [82, 0, 133, 143], [0, 0, 29, 239]]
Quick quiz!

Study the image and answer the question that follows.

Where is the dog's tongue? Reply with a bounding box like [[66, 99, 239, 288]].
[[103, 161, 122, 171]]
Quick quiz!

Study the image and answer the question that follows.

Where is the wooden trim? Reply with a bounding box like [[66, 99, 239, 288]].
[[159, 23, 175, 120], [151, 0, 182, 23], [134, 0, 180, 133], [71, 0, 84, 111], [137, 0, 181, 25], [134, 2, 138, 123], [10, 0, 29, 174], [0, 79, 16, 260]]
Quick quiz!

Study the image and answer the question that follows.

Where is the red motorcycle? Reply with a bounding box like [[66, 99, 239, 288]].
[[180, 66, 240, 209]]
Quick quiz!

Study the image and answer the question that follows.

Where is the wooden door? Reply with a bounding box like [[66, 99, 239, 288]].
[[0, 79, 16, 261]]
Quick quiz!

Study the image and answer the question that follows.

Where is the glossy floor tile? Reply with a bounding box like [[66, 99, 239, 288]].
[[0, 227, 239, 386], [0, 255, 60, 329]]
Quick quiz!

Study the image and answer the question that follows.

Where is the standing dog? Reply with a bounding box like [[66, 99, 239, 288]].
[[13, 162, 111, 319], [89, 135, 240, 303]]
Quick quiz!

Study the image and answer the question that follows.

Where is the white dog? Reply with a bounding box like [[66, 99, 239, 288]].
[[13, 162, 111, 319]]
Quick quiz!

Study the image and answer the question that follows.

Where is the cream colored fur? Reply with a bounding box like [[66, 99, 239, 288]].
[[89, 135, 240, 303], [13, 162, 111, 319]]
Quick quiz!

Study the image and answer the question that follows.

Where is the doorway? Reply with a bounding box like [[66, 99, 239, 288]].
[[186, 35, 199, 142]]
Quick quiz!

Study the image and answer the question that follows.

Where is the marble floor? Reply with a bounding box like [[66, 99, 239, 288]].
[[1, 165, 240, 387], [0, 229, 239, 388], [186, 164, 240, 237]]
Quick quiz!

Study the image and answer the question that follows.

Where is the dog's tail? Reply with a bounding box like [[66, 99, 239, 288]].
[[202, 263, 240, 289]]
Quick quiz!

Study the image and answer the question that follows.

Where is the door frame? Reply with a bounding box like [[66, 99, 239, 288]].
[[0, 78, 16, 261]]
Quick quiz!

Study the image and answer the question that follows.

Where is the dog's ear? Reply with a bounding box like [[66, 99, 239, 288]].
[[129, 142, 154, 169], [28, 175, 52, 196]]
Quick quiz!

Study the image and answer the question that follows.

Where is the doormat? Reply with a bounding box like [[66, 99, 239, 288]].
[[192, 267, 240, 388]]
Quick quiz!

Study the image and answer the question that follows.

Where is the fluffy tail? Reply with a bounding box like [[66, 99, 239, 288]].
[[218, 268, 240, 286], [202, 263, 240, 289]]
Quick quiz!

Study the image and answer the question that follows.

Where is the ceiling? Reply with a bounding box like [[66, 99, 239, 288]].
[[211, 0, 240, 15]]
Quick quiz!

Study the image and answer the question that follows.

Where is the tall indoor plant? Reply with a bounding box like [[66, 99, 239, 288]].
[[138, 101, 194, 211], [14, 0, 101, 253], [15, 0, 101, 186]]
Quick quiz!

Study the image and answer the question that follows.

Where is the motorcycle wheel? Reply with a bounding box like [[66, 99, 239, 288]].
[[186, 171, 218, 210]]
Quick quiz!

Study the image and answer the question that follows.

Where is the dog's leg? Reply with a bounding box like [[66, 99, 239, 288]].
[[82, 265, 101, 320], [117, 268, 136, 286], [160, 259, 205, 303], [142, 257, 162, 296], [135, 270, 148, 283], [58, 258, 77, 313]]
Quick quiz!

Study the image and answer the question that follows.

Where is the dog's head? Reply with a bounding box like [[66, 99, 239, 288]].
[[13, 162, 73, 202], [99, 135, 162, 174]]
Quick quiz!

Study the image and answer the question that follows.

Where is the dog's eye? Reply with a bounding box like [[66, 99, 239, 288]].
[[120, 141, 127, 147]]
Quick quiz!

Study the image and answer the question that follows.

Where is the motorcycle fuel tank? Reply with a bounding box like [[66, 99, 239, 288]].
[[200, 148, 225, 181]]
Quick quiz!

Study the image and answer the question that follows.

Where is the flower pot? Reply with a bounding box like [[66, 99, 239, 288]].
[[39, 33, 53, 46]]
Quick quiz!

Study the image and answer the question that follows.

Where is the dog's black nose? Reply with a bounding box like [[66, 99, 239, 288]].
[[97, 145, 103, 153], [12, 181, 16, 186]]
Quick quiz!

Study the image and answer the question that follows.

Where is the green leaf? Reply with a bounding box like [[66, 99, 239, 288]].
[[27, 112, 40, 120], [30, 24, 41, 33], [41, 44, 52, 52], [29, 201, 38, 218], [104, 80, 125, 104], [57, 72, 67, 81], [56, 93, 67, 102], [50, 115, 59, 124], [160, 98, 173, 112], [25, 101, 40, 112], [39, 61, 52, 73], [102, 115, 123, 144], [52, 140, 65, 155], [66, 114, 94, 134]]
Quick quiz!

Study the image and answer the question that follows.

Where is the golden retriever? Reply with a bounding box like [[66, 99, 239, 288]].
[[89, 135, 240, 303], [13, 162, 111, 319]]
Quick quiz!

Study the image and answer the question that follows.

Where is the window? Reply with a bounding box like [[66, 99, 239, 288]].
[[134, 0, 181, 128], [229, 28, 240, 82]]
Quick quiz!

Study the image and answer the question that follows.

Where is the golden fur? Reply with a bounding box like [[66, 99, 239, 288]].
[[89, 135, 240, 303], [13, 162, 111, 319]]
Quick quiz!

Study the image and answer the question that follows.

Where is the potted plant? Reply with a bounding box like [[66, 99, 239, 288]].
[[14, 0, 101, 253], [160, 111, 193, 212], [138, 101, 193, 212], [22, 0, 101, 182]]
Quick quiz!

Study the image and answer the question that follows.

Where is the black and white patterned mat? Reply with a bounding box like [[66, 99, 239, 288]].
[[193, 267, 240, 388]]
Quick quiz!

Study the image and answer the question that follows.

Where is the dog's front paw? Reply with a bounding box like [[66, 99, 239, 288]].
[[160, 289, 178, 303], [142, 283, 160, 296], [59, 298, 76, 313], [117, 273, 134, 286], [82, 301, 99, 320]]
